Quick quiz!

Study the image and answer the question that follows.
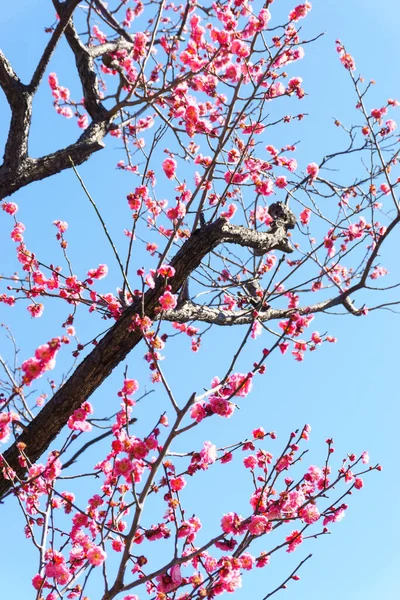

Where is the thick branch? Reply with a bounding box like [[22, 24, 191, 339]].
[[0, 49, 24, 105], [53, 0, 109, 120], [0, 121, 108, 201], [162, 293, 361, 326], [0, 49, 32, 170], [89, 39, 133, 59], [0, 215, 293, 499]]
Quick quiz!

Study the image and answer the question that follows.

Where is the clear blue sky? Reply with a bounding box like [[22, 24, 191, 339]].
[[0, 1, 399, 599]]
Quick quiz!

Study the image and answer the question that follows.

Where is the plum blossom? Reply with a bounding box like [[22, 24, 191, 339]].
[[21, 338, 63, 386], [275, 176, 288, 188], [159, 291, 178, 311], [248, 515, 270, 535], [306, 162, 319, 181], [300, 208, 311, 225], [340, 52, 356, 71], [2, 202, 18, 215], [157, 264, 175, 278], [87, 545, 107, 566], [286, 530, 303, 552], [0, 412, 17, 444], [27, 303, 44, 318], [67, 401, 93, 432], [156, 565, 182, 593], [289, 2, 312, 22], [162, 157, 177, 179], [87, 264, 108, 280]]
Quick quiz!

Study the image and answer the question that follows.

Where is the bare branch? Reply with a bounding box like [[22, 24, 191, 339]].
[[30, 0, 82, 92]]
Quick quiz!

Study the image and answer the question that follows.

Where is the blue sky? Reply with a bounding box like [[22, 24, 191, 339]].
[[1, 1, 400, 599]]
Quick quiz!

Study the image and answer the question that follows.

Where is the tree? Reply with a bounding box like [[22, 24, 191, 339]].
[[0, 1, 398, 599]]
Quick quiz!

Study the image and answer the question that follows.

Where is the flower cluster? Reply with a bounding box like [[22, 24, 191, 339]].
[[190, 373, 253, 422]]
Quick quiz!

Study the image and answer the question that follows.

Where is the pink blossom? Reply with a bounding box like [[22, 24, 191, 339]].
[[275, 176, 288, 189], [221, 203, 237, 220], [361, 451, 370, 464], [200, 441, 217, 465], [166, 203, 186, 221], [209, 396, 235, 418], [53, 220, 68, 233], [57, 106, 73, 118], [306, 162, 319, 180], [223, 372, 253, 397], [120, 378, 139, 396], [0, 412, 16, 444], [221, 452, 233, 463], [299, 503, 320, 524], [11, 222, 25, 242], [371, 107, 387, 120], [157, 264, 176, 278], [243, 455, 257, 469], [248, 515, 269, 535], [162, 157, 177, 179], [340, 52, 356, 71], [87, 264, 108, 280], [22, 338, 62, 386], [311, 331, 322, 344], [240, 553, 255, 570], [31, 574, 44, 590], [87, 545, 107, 566], [323, 507, 346, 527], [253, 427, 266, 439], [386, 119, 397, 132], [156, 565, 182, 593], [170, 476, 186, 491], [251, 321, 262, 339], [77, 114, 89, 129], [159, 291, 178, 311], [27, 303, 44, 318], [254, 205, 273, 225], [190, 402, 207, 422], [221, 512, 246, 535], [145, 272, 155, 288], [67, 401, 93, 432], [256, 553, 270, 568], [48, 72, 58, 89], [300, 208, 311, 225], [44, 550, 70, 584], [231, 39, 250, 57], [286, 530, 303, 552], [289, 2, 312, 22], [114, 458, 134, 478], [370, 266, 388, 279], [2, 202, 18, 215]]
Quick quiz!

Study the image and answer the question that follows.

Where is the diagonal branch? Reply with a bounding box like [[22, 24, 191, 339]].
[[0, 213, 294, 499], [161, 293, 361, 326], [30, 0, 82, 92]]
